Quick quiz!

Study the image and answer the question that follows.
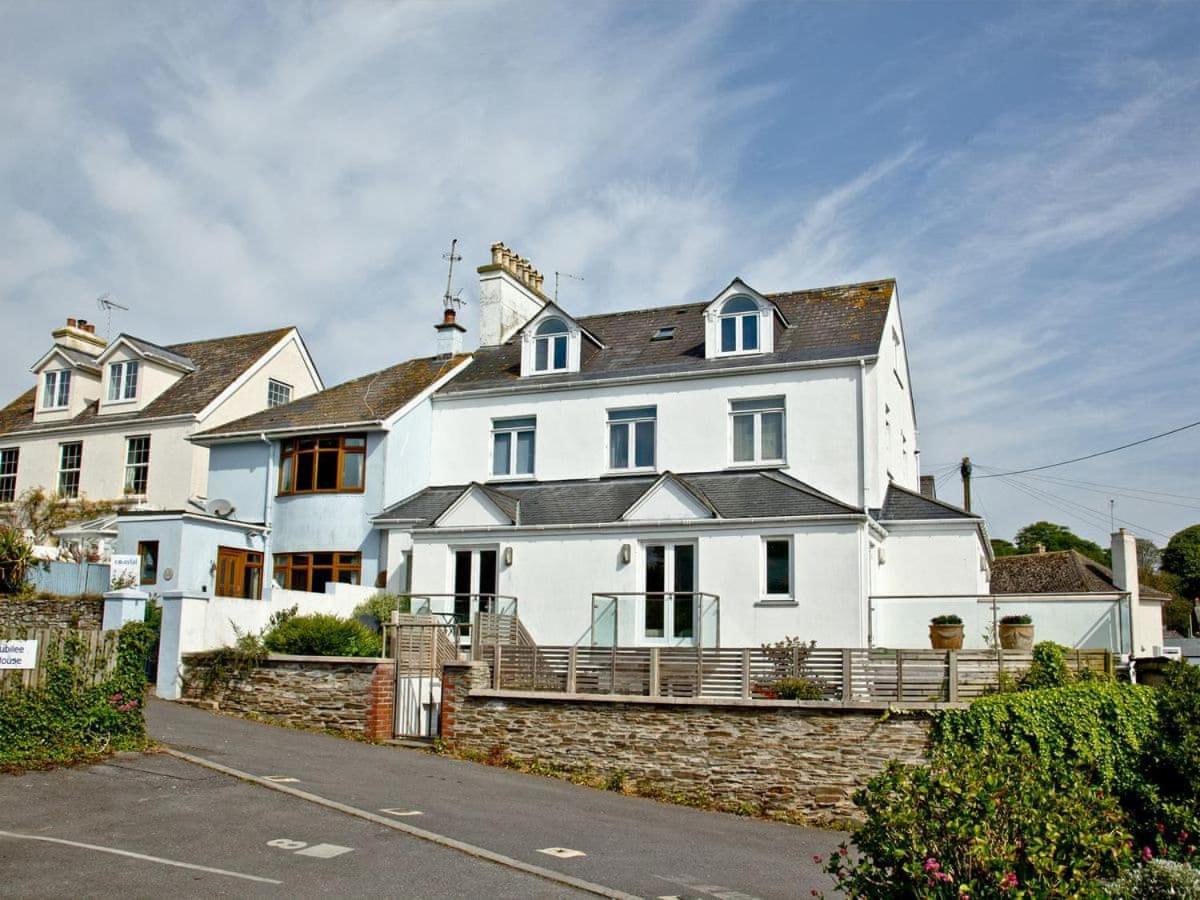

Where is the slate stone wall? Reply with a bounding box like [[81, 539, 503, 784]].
[[441, 661, 932, 827], [0, 595, 105, 630], [182, 654, 395, 739]]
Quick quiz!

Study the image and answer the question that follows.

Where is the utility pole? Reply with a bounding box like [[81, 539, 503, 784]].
[[960, 456, 973, 513]]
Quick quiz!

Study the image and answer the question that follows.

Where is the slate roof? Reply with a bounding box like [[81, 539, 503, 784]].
[[878, 483, 978, 521], [438, 279, 896, 393], [990, 550, 1172, 600], [115, 335, 197, 371], [376, 469, 860, 528], [0, 327, 295, 437], [196, 355, 470, 438], [46, 346, 102, 372]]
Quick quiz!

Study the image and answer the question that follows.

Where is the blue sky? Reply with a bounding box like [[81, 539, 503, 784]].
[[2, 1, 1198, 548]]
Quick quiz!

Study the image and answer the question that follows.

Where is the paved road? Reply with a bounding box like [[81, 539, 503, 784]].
[[148, 698, 840, 899], [0, 752, 585, 898]]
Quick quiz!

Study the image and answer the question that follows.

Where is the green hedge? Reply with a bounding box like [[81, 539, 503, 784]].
[[262, 613, 382, 657], [0, 622, 155, 768]]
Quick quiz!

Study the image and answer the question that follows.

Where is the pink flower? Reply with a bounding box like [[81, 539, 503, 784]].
[[812, 855, 823, 865], [999, 872, 1018, 891], [838, 847, 848, 857], [1142, 846, 1154, 862], [1158, 823, 1167, 834], [924, 858, 941, 872]]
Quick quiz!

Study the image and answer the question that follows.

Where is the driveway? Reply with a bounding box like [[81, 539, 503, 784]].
[[147, 698, 842, 899]]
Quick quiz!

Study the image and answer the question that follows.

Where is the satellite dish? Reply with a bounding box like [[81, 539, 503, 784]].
[[207, 498, 235, 517]]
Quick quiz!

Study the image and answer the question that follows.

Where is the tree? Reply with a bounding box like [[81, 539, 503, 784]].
[[6, 487, 114, 545], [0, 526, 44, 594], [1136, 538, 1162, 574], [991, 538, 1018, 557], [1013, 521, 1111, 566], [1163, 525, 1200, 601]]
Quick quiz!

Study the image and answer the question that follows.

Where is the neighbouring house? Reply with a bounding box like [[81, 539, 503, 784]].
[[0, 316, 323, 571]]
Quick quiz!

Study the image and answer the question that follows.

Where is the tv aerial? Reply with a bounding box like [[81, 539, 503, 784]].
[[554, 271, 584, 303], [96, 293, 129, 340], [442, 239, 465, 311]]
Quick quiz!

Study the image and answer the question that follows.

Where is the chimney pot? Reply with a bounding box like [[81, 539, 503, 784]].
[[443, 308, 457, 325], [67, 317, 77, 328], [85, 323, 95, 334]]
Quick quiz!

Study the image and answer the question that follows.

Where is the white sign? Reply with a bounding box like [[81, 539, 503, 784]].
[[110, 554, 141, 590], [0, 640, 37, 669]]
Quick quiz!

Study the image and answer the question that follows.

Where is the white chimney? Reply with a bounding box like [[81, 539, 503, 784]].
[[477, 241, 547, 346], [51, 317, 107, 354], [1112, 529, 1160, 657], [435, 307, 466, 358]]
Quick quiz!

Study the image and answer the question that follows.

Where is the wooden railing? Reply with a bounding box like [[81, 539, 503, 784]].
[[0, 627, 120, 693], [474, 644, 1115, 704]]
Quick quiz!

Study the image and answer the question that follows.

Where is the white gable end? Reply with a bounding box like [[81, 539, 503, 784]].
[[434, 486, 514, 528], [623, 477, 714, 521]]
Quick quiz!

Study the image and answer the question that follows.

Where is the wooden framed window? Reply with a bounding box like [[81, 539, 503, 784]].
[[137, 540, 159, 586], [0, 448, 18, 503], [215, 547, 263, 599], [272, 552, 362, 594], [124, 435, 150, 496], [277, 433, 366, 495], [58, 442, 82, 498]]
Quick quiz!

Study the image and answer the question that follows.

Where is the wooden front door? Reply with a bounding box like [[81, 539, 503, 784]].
[[216, 547, 263, 599]]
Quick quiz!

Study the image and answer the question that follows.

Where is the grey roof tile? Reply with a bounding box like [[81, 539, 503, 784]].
[[879, 483, 978, 521]]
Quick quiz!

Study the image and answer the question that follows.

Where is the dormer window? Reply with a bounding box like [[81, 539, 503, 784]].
[[533, 318, 569, 372], [42, 370, 71, 409], [108, 360, 139, 402], [719, 296, 760, 353]]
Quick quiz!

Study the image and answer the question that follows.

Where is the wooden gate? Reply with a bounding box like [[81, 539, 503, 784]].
[[385, 615, 459, 739]]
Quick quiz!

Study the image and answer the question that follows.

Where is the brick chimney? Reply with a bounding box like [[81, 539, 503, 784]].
[[435, 307, 466, 358], [477, 242, 547, 346], [51, 317, 107, 354], [919, 475, 936, 499]]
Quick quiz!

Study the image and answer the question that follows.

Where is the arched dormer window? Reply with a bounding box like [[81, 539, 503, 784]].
[[533, 318, 569, 372], [719, 296, 760, 353]]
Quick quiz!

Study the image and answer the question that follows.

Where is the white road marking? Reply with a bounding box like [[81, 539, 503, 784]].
[[268, 838, 308, 850], [294, 843, 354, 859], [0, 829, 282, 885], [264, 775, 300, 783], [538, 847, 587, 859], [379, 808, 424, 817]]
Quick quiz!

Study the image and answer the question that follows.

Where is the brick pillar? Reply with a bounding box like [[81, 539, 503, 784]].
[[440, 660, 489, 743], [365, 661, 395, 741]]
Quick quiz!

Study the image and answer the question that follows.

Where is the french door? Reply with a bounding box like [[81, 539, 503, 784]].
[[216, 547, 263, 599], [453, 548, 498, 626], [642, 542, 696, 644]]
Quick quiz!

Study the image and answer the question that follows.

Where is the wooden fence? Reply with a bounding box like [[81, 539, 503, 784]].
[[474, 644, 1115, 704], [0, 627, 121, 693]]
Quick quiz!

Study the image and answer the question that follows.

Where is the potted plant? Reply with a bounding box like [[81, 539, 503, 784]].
[[929, 614, 964, 650], [998, 614, 1034, 650]]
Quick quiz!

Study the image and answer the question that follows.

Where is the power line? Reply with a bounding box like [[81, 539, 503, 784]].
[[997, 473, 1172, 540], [1005, 470, 1200, 505], [976, 417, 1200, 478]]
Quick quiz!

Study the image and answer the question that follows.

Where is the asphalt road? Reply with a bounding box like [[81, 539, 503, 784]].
[[146, 698, 841, 899], [0, 752, 584, 899]]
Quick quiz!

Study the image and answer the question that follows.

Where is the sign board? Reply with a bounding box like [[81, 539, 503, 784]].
[[0, 640, 38, 670], [110, 554, 141, 590]]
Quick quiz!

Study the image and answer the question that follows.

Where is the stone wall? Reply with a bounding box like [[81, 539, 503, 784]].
[[0, 595, 105, 630], [182, 654, 396, 740], [441, 661, 934, 827]]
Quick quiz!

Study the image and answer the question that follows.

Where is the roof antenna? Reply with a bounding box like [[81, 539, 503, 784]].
[[442, 239, 464, 312], [96, 293, 129, 341], [554, 271, 584, 303]]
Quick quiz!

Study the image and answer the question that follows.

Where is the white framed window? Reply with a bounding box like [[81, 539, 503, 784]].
[[42, 370, 71, 409], [718, 296, 760, 354], [0, 448, 18, 502], [608, 406, 656, 471], [124, 435, 150, 496], [108, 360, 139, 402], [730, 397, 785, 464], [533, 318, 569, 373], [763, 536, 793, 600], [58, 442, 82, 498], [267, 379, 293, 408], [491, 417, 535, 477]]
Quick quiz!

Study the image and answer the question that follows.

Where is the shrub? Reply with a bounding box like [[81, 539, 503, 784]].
[[1109, 860, 1200, 899], [930, 614, 962, 625], [352, 592, 411, 629], [262, 613, 382, 657], [761, 676, 824, 700], [827, 746, 1133, 897], [0, 526, 43, 595], [999, 614, 1032, 626], [1020, 640, 1074, 690], [1131, 661, 1200, 845]]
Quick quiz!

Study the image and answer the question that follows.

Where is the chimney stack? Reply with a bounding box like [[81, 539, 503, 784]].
[[919, 475, 936, 499], [51, 316, 108, 354], [477, 241, 548, 346], [435, 306, 466, 358]]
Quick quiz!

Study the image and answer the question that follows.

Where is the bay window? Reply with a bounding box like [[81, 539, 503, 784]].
[[273, 552, 362, 593], [278, 434, 366, 495]]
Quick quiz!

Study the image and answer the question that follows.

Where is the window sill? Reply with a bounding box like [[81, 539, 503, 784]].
[[755, 599, 798, 608], [726, 461, 787, 470], [605, 468, 658, 477], [487, 475, 536, 483], [103, 398, 138, 408]]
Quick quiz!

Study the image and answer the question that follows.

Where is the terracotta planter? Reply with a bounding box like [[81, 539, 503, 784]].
[[999, 624, 1035, 651], [929, 624, 964, 650], [1135, 656, 1171, 686]]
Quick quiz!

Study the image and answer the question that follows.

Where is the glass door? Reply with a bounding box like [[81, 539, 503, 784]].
[[642, 542, 697, 645], [452, 548, 498, 633]]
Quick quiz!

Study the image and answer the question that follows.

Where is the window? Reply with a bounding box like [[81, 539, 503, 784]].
[[278, 434, 366, 495], [0, 449, 17, 503], [764, 537, 792, 599], [267, 379, 292, 408], [651, 327, 675, 341], [108, 360, 139, 402], [730, 397, 785, 464], [124, 436, 150, 496], [491, 417, 535, 477], [643, 542, 696, 642], [273, 552, 361, 594], [719, 296, 760, 354], [533, 318, 569, 373], [137, 540, 159, 586], [216, 547, 263, 599], [42, 370, 71, 409], [608, 406, 656, 470], [58, 442, 82, 498]]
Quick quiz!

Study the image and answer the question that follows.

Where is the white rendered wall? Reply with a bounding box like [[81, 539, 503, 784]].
[[32, 352, 101, 423], [117, 514, 264, 597], [874, 524, 990, 598], [430, 366, 863, 507], [97, 346, 180, 415], [198, 335, 322, 430]]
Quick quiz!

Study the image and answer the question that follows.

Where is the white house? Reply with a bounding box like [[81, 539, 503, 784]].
[[0, 315, 323, 565]]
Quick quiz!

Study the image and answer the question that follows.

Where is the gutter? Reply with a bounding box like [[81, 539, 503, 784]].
[[432, 354, 879, 401], [387, 513, 872, 536], [189, 420, 386, 445], [5, 412, 197, 439]]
